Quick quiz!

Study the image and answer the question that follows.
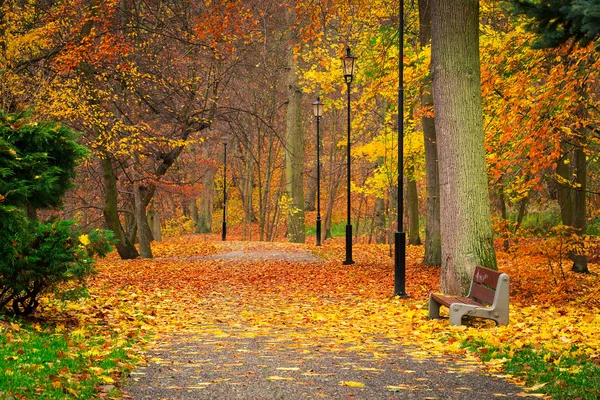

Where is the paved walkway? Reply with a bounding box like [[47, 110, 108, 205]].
[[125, 330, 531, 399], [124, 246, 538, 399]]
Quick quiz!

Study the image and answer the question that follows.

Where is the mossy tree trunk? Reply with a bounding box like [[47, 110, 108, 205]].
[[284, 7, 305, 243], [431, 0, 497, 295]]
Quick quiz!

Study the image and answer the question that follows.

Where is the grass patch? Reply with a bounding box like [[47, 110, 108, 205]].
[[305, 221, 346, 237], [463, 339, 600, 399], [0, 320, 139, 399]]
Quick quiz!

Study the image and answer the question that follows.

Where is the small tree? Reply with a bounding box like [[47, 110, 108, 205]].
[[0, 113, 114, 315]]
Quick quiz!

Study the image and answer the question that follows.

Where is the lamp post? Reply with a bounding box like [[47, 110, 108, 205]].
[[222, 140, 228, 241], [313, 97, 324, 246], [394, 0, 408, 297], [342, 47, 356, 265]]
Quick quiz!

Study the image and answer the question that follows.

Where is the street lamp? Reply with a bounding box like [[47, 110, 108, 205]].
[[342, 46, 356, 265], [313, 97, 324, 246], [394, 0, 408, 297], [221, 138, 228, 241]]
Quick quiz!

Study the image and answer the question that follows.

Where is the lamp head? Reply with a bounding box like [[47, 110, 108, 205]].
[[313, 97, 324, 118], [342, 47, 357, 84]]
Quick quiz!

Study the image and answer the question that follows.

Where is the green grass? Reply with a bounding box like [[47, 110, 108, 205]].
[[0, 320, 138, 399], [463, 339, 600, 399], [518, 211, 562, 235], [305, 221, 346, 238]]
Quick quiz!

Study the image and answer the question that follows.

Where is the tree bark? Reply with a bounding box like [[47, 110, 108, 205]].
[[431, 0, 497, 295], [419, 0, 441, 266], [284, 7, 305, 243], [571, 144, 587, 272], [133, 152, 153, 258], [149, 210, 162, 242], [196, 165, 215, 234], [407, 167, 422, 245], [101, 157, 139, 259], [305, 169, 317, 211], [557, 138, 588, 273], [190, 198, 199, 229], [375, 156, 387, 244]]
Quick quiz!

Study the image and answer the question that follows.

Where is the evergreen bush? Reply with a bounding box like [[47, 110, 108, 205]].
[[0, 113, 114, 316]]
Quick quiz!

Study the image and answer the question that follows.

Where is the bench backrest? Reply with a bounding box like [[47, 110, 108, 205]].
[[468, 266, 503, 305]]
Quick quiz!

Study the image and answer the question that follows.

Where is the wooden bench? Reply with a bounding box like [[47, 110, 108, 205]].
[[428, 266, 510, 326]]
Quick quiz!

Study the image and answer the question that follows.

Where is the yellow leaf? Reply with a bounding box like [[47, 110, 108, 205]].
[[79, 234, 91, 246], [339, 381, 365, 387], [266, 376, 295, 381]]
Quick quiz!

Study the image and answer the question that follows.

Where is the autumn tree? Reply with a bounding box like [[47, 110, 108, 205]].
[[509, 0, 600, 272], [431, 0, 497, 295]]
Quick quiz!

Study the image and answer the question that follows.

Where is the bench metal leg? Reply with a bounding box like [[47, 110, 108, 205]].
[[428, 295, 442, 319], [449, 307, 465, 326]]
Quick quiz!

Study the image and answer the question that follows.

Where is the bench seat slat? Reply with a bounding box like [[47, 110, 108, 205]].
[[430, 293, 483, 308]]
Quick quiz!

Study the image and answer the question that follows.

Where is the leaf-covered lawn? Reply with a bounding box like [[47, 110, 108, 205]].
[[1, 235, 599, 399]]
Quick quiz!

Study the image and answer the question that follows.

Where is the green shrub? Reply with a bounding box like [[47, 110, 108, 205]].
[[0, 113, 113, 316], [0, 217, 115, 316]]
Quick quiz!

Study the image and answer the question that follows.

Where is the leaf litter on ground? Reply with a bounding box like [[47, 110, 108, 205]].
[[1, 234, 599, 399]]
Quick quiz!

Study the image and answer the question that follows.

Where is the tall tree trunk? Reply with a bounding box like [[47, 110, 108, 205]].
[[196, 165, 215, 234], [284, 8, 305, 243], [241, 148, 254, 240], [190, 198, 199, 229], [420, 0, 441, 266], [305, 169, 317, 211], [133, 152, 153, 258], [101, 157, 139, 259], [431, 0, 497, 295], [375, 156, 387, 244], [407, 167, 422, 245], [571, 144, 587, 272], [557, 138, 589, 273], [258, 128, 277, 241], [149, 210, 161, 242]]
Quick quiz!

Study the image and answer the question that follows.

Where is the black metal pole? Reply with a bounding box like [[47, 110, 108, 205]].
[[343, 80, 354, 265], [316, 114, 322, 246], [394, 0, 408, 296], [222, 142, 227, 241]]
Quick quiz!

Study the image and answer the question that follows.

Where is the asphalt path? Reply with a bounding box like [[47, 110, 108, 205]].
[[124, 247, 540, 400]]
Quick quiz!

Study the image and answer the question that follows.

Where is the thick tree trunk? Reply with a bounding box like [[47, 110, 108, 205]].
[[284, 8, 305, 243], [101, 158, 139, 259], [420, 0, 441, 266], [432, 0, 497, 295]]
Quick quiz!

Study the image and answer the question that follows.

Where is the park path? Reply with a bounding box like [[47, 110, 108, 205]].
[[123, 242, 539, 399]]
